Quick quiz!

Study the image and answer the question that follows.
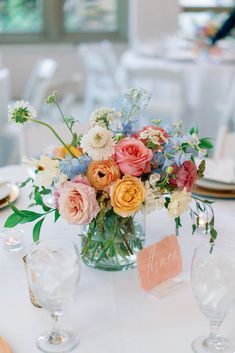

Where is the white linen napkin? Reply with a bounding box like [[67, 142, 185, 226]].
[[203, 158, 235, 184]]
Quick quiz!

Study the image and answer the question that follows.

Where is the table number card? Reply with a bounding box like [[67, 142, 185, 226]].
[[137, 235, 183, 293]]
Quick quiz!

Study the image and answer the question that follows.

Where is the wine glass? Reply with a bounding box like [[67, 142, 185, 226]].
[[25, 238, 81, 353], [191, 243, 235, 353]]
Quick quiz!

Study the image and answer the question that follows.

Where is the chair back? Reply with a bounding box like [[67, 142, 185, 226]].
[[78, 41, 122, 116], [126, 66, 186, 123], [214, 75, 235, 159], [23, 58, 58, 111], [0, 68, 10, 127]]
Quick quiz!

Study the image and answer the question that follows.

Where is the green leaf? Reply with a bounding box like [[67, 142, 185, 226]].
[[54, 209, 60, 223], [20, 210, 44, 220], [8, 202, 26, 217], [33, 217, 45, 242], [190, 126, 198, 135], [18, 177, 33, 188], [198, 138, 214, 149], [4, 213, 23, 228], [34, 191, 51, 212], [40, 188, 52, 195], [192, 224, 197, 235]]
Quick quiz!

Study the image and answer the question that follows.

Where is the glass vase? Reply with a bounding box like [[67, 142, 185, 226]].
[[81, 210, 145, 271]]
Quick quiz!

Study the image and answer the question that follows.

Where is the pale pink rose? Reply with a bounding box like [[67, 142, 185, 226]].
[[71, 175, 90, 186], [176, 160, 197, 191], [58, 180, 100, 225], [113, 138, 153, 177]]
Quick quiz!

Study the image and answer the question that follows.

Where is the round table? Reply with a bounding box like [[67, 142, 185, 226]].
[[0, 165, 235, 353], [120, 49, 235, 141]]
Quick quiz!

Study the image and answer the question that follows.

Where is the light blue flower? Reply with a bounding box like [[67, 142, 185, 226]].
[[60, 155, 91, 179]]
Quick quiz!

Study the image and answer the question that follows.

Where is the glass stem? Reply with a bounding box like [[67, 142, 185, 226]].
[[207, 320, 223, 347], [49, 312, 64, 345]]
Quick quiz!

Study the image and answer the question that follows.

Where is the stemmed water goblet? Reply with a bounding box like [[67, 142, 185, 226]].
[[191, 243, 235, 353], [25, 238, 81, 353]]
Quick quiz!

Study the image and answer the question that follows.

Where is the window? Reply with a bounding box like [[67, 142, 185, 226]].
[[179, 0, 235, 37], [0, 0, 128, 43], [0, 0, 43, 33]]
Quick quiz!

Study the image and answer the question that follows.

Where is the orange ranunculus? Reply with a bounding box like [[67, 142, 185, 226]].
[[87, 159, 120, 191], [110, 176, 146, 217], [53, 145, 83, 159]]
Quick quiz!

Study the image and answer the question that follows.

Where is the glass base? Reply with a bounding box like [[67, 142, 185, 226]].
[[192, 336, 234, 353], [36, 330, 79, 353], [82, 253, 138, 271]]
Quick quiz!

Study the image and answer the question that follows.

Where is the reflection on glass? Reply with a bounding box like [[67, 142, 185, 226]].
[[63, 0, 117, 33], [0, 0, 43, 33], [180, 0, 234, 7]]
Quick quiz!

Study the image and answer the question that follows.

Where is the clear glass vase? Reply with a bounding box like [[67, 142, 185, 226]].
[[81, 210, 145, 271]]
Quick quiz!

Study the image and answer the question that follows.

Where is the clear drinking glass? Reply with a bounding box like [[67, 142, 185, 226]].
[[191, 243, 235, 353], [25, 238, 81, 353]]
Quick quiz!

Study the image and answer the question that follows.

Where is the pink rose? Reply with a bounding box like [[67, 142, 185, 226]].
[[58, 179, 100, 225], [175, 160, 197, 191], [113, 138, 153, 177]]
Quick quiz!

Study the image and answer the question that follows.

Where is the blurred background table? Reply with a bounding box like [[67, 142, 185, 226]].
[[120, 46, 235, 140], [0, 164, 234, 353]]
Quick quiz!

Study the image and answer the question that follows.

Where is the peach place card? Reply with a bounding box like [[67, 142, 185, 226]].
[[137, 235, 183, 294]]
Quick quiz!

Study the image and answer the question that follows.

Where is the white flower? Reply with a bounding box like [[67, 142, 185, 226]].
[[90, 107, 119, 128], [142, 181, 164, 214], [168, 189, 192, 218], [80, 126, 115, 160], [8, 100, 37, 124], [149, 173, 161, 187], [22, 155, 60, 187]]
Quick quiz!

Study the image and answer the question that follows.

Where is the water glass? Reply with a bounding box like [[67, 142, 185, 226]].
[[25, 238, 81, 353], [191, 243, 235, 353]]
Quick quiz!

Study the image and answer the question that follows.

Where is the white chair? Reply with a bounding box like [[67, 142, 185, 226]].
[[126, 66, 187, 124], [22, 58, 58, 112], [78, 41, 123, 119], [214, 76, 235, 159]]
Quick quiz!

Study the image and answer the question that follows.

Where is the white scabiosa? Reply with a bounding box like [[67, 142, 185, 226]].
[[80, 126, 115, 160], [90, 107, 116, 128], [168, 189, 192, 218], [8, 100, 37, 124]]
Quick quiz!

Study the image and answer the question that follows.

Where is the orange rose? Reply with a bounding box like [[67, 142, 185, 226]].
[[53, 145, 83, 159], [110, 176, 146, 217], [87, 159, 120, 190]]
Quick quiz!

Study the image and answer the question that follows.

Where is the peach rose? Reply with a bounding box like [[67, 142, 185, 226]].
[[113, 138, 153, 177], [87, 160, 120, 190], [53, 145, 83, 159], [58, 179, 100, 225], [110, 176, 146, 217]]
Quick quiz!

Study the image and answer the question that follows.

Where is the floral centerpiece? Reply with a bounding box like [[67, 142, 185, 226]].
[[5, 89, 216, 271]]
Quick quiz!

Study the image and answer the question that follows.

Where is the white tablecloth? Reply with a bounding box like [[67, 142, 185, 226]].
[[0, 67, 10, 126], [0, 165, 235, 353], [120, 50, 235, 140]]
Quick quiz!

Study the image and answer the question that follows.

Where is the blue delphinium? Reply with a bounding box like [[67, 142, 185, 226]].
[[60, 155, 91, 179]]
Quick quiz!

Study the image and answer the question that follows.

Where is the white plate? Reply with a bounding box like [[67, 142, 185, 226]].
[[0, 182, 13, 200], [197, 178, 235, 191], [0, 184, 20, 209]]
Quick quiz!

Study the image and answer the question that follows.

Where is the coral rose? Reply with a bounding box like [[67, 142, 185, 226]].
[[53, 145, 83, 159], [113, 138, 153, 177], [110, 176, 146, 217], [176, 160, 197, 191], [58, 179, 100, 225], [87, 159, 120, 190]]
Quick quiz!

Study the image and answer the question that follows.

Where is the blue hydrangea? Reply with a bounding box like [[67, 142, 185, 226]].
[[60, 155, 91, 179]]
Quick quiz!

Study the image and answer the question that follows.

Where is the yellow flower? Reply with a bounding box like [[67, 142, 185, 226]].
[[53, 145, 83, 159], [110, 176, 146, 217], [87, 159, 120, 191]]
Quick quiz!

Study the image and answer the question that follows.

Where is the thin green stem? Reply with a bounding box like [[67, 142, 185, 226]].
[[28, 117, 76, 158], [54, 101, 73, 136]]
